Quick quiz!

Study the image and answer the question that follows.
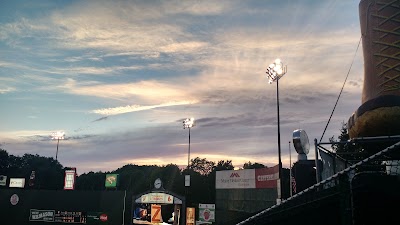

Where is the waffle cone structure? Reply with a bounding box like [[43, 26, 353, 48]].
[[348, 0, 400, 138]]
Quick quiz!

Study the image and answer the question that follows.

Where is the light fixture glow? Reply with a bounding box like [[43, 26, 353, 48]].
[[183, 118, 195, 129], [51, 131, 65, 161], [266, 58, 287, 84], [51, 131, 65, 140]]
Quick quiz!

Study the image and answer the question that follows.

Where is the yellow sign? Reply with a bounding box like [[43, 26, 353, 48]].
[[186, 207, 195, 225]]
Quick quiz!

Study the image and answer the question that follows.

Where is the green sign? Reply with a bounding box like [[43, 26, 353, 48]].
[[105, 174, 118, 188]]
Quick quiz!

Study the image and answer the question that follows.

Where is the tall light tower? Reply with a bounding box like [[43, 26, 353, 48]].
[[51, 131, 65, 161], [266, 58, 287, 202], [183, 117, 195, 213], [183, 118, 195, 170]]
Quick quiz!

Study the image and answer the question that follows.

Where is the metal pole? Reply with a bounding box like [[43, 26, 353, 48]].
[[289, 141, 292, 197], [56, 138, 60, 160], [314, 138, 320, 183], [188, 127, 191, 170], [276, 78, 283, 200]]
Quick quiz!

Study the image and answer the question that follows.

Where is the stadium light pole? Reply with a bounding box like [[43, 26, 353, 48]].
[[51, 131, 65, 161], [266, 58, 287, 203], [183, 117, 195, 213], [183, 118, 195, 170]]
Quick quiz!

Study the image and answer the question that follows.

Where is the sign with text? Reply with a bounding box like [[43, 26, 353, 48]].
[[54, 210, 87, 223], [9, 178, 25, 188], [30, 209, 55, 222], [151, 204, 162, 223], [199, 204, 215, 222], [64, 169, 76, 190], [216, 165, 279, 189], [87, 212, 108, 224], [140, 193, 174, 204], [255, 165, 279, 188], [216, 169, 256, 189]]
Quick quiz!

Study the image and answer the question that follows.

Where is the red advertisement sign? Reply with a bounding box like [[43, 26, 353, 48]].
[[255, 165, 279, 188]]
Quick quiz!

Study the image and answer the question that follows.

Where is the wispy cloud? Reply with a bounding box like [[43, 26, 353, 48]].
[[92, 100, 198, 116], [63, 78, 200, 102], [0, 87, 15, 94]]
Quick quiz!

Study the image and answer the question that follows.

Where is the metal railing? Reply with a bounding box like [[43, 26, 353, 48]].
[[237, 139, 400, 225]]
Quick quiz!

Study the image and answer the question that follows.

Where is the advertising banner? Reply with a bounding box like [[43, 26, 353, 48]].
[[9, 178, 25, 188], [255, 165, 279, 188], [105, 174, 118, 188], [64, 169, 76, 190], [29, 209, 55, 222], [186, 207, 195, 225], [215, 169, 255, 189], [199, 204, 215, 222], [140, 193, 174, 204], [87, 212, 108, 224], [151, 204, 162, 223]]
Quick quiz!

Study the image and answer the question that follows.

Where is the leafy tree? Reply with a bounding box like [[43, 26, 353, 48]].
[[160, 164, 182, 192], [212, 160, 234, 172], [0, 149, 10, 173], [20, 153, 64, 189], [243, 161, 266, 169], [189, 157, 215, 175], [329, 122, 364, 162], [0, 149, 64, 189], [76, 171, 105, 190]]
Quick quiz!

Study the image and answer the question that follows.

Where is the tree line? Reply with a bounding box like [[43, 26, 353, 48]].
[[0, 149, 267, 205]]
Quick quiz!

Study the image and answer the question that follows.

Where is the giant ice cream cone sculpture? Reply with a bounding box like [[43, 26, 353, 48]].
[[348, 0, 400, 138]]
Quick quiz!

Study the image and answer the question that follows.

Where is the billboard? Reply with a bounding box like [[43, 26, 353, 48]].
[[255, 165, 279, 188], [139, 193, 174, 204], [64, 169, 76, 190], [216, 169, 255, 189], [216, 165, 279, 189], [9, 178, 25, 188], [29, 209, 55, 222]]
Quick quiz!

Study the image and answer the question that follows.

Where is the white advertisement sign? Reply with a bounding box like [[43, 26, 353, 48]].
[[9, 178, 25, 188], [199, 204, 215, 222], [64, 169, 76, 190], [216, 169, 255, 189], [140, 193, 174, 204]]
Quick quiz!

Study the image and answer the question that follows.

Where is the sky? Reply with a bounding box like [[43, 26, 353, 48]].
[[0, 0, 364, 174]]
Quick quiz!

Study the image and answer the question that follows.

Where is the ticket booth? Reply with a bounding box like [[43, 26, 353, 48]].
[[133, 178, 184, 225]]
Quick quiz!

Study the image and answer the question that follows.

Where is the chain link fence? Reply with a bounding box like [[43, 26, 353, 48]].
[[237, 139, 400, 225]]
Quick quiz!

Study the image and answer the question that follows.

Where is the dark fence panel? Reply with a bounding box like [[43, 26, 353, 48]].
[[0, 189, 133, 225]]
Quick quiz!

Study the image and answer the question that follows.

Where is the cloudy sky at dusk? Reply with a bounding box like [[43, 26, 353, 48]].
[[0, 0, 364, 173]]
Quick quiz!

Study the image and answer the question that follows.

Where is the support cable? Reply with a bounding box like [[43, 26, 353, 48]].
[[320, 36, 362, 143]]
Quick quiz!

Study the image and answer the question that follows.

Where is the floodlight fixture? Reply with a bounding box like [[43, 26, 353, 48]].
[[183, 117, 195, 129], [51, 131, 65, 140], [51, 131, 65, 161], [266, 58, 287, 84]]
